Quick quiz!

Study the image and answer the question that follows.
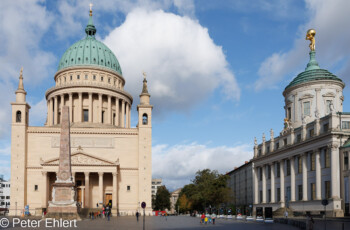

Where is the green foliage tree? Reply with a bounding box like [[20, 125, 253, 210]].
[[178, 169, 231, 213], [154, 186, 171, 210]]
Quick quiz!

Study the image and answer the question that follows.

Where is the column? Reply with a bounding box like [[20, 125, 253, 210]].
[[262, 165, 266, 203], [128, 104, 131, 128], [330, 144, 340, 198], [46, 100, 50, 125], [270, 163, 275, 203], [99, 172, 104, 204], [121, 100, 125, 128], [315, 88, 321, 116], [82, 187, 85, 208], [280, 160, 285, 205], [253, 167, 259, 204], [302, 153, 308, 201], [49, 98, 53, 125], [126, 103, 130, 128], [41, 171, 48, 208], [84, 172, 90, 208], [108, 96, 112, 124], [112, 172, 118, 210], [54, 96, 58, 125], [115, 98, 119, 126], [315, 149, 322, 200], [290, 157, 296, 202], [99, 94, 102, 123], [69, 93, 73, 123], [78, 92, 82, 122], [60, 94, 64, 111], [88, 93, 92, 122]]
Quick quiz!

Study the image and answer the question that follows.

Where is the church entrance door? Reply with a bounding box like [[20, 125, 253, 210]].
[[77, 188, 82, 204], [105, 194, 112, 207]]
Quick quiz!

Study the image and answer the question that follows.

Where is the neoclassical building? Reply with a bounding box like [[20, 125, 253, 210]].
[[10, 9, 153, 216], [253, 40, 350, 217]]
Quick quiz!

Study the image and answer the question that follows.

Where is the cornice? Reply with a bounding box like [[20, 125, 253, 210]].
[[27, 126, 139, 135]]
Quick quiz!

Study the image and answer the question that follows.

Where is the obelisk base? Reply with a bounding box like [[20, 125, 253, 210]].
[[46, 182, 79, 219]]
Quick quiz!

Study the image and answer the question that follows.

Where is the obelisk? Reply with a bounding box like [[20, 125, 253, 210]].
[[47, 106, 77, 217]]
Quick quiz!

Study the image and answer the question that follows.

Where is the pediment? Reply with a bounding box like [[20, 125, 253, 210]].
[[322, 92, 336, 98], [41, 152, 119, 166], [299, 93, 314, 100]]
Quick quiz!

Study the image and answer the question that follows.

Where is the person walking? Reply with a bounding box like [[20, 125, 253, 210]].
[[201, 213, 205, 224], [211, 213, 216, 225], [284, 210, 288, 219], [306, 213, 314, 230], [136, 211, 139, 222]]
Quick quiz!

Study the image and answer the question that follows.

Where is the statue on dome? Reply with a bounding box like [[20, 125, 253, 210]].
[[281, 118, 292, 135], [306, 29, 316, 51]]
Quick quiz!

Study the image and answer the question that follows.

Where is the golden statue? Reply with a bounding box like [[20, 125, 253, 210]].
[[306, 29, 316, 51]]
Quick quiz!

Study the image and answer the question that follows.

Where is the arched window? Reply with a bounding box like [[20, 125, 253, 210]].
[[16, 111, 21, 123], [142, 113, 148, 125]]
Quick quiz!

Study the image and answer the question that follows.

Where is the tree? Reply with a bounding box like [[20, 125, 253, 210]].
[[154, 186, 171, 210], [177, 194, 192, 213]]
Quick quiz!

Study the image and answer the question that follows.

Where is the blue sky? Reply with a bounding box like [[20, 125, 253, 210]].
[[1, 0, 350, 190]]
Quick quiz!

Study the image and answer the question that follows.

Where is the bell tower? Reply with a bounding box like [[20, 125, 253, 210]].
[[9, 68, 31, 215], [137, 73, 153, 214]]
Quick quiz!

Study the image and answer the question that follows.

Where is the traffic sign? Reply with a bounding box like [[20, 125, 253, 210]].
[[141, 202, 146, 209], [322, 199, 328, 206]]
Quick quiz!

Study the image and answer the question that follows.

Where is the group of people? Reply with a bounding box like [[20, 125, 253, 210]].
[[89, 203, 112, 221], [200, 213, 216, 225]]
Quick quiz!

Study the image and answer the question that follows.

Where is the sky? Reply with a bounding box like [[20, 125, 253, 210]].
[[1, 0, 350, 191]]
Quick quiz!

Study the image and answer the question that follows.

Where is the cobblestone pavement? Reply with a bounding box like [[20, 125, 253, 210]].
[[1, 216, 301, 230]]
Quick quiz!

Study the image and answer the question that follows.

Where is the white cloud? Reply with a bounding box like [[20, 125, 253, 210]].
[[255, 0, 350, 90], [152, 142, 253, 190], [104, 9, 240, 114], [29, 98, 47, 126]]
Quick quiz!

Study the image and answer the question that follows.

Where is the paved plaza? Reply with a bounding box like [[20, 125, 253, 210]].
[[2, 216, 350, 230]]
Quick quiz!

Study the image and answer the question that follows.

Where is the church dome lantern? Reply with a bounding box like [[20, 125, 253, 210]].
[[282, 29, 345, 128]]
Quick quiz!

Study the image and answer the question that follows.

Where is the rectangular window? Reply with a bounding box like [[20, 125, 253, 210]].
[[303, 101, 310, 116], [298, 156, 302, 173], [323, 123, 329, 132], [342, 121, 350, 129], [258, 149, 262, 156], [259, 190, 262, 203], [325, 181, 331, 199], [286, 159, 291, 176], [309, 129, 314, 137], [34, 185, 38, 191], [326, 100, 332, 114], [85, 75, 88, 80], [83, 109, 88, 122], [287, 107, 291, 120], [108, 78, 111, 83], [325, 149, 330, 168], [345, 152, 349, 170], [276, 162, 280, 178], [284, 138, 287, 146], [70, 75, 72, 80], [266, 146, 270, 153], [298, 185, 303, 200], [64, 77, 66, 82], [297, 134, 301, 143], [101, 76, 104, 82], [277, 188, 281, 202], [102, 111, 105, 123], [311, 183, 316, 200], [276, 142, 279, 150], [268, 189, 271, 202], [311, 152, 316, 171], [127, 185, 131, 191], [77, 75, 80, 80], [267, 165, 271, 179], [93, 75, 96, 80]]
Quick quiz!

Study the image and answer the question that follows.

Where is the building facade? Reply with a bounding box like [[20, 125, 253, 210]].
[[252, 46, 350, 217], [151, 178, 163, 197], [170, 188, 181, 214], [10, 9, 153, 216], [0, 176, 10, 209], [227, 161, 253, 214]]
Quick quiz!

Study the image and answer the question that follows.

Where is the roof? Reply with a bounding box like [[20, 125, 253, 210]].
[[57, 13, 122, 75], [285, 51, 343, 90]]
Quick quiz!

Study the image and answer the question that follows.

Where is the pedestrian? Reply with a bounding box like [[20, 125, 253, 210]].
[[136, 211, 139, 222], [204, 216, 208, 224], [284, 210, 288, 219], [107, 209, 111, 221], [201, 213, 205, 224], [165, 212, 167, 221], [96, 203, 99, 208], [306, 213, 314, 230], [211, 213, 216, 225]]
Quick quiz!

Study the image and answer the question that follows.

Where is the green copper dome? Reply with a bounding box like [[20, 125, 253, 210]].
[[285, 51, 342, 90], [57, 13, 122, 75]]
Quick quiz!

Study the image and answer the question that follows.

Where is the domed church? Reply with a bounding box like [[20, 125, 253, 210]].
[[9, 7, 153, 216], [252, 30, 350, 217]]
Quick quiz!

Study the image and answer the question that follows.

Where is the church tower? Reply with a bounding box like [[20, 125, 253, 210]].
[[9, 68, 31, 215], [137, 74, 153, 214]]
